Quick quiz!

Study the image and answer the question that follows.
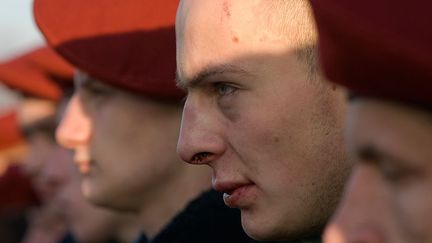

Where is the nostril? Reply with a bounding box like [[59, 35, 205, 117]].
[[190, 152, 212, 164]]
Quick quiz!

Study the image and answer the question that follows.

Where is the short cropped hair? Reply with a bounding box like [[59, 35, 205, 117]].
[[262, 0, 319, 78]]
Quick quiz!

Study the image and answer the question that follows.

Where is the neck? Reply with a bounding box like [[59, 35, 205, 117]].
[[138, 164, 211, 239], [113, 214, 143, 243]]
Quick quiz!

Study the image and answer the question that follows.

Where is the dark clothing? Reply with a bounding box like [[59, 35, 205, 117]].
[[59, 233, 75, 243], [151, 189, 253, 243], [59, 232, 118, 243], [287, 236, 321, 243], [145, 189, 256, 243], [134, 234, 148, 243], [135, 189, 321, 243]]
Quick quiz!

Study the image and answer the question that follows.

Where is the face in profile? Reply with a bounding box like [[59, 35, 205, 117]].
[[25, 119, 139, 243], [20, 98, 59, 201], [56, 72, 184, 211], [324, 99, 432, 243], [176, 0, 350, 240]]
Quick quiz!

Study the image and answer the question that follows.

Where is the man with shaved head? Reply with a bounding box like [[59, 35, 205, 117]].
[[176, 0, 351, 241]]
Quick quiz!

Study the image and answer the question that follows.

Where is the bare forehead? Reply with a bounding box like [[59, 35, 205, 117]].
[[176, 1, 263, 78], [176, 0, 315, 87], [182, 0, 278, 43], [178, 0, 231, 44], [179, 0, 233, 20], [177, 0, 231, 85]]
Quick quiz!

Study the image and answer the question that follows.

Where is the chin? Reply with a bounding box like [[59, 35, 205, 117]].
[[241, 209, 319, 241], [243, 224, 287, 241], [81, 180, 109, 207], [81, 180, 93, 200], [240, 209, 285, 241], [82, 184, 137, 212]]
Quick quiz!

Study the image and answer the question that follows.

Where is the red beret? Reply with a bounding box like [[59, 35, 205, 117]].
[[0, 165, 39, 213], [0, 111, 24, 151], [34, 0, 184, 101], [28, 47, 74, 82], [0, 47, 74, 101], [310, 1, 432, 108]]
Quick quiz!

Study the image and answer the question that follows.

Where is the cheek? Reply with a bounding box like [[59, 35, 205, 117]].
[[91, 109, 139, 155], [228, 108, 305, 187], [396, 179, 432, 236]]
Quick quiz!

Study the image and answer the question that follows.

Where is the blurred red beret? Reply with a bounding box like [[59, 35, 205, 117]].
[[34, 0, 184, 101], [0, 47, 74, 101], [27, 47, 74, 82], [0, 111, 24, 151], [0, 165, 39, 213], [310, 1, 432, 108]]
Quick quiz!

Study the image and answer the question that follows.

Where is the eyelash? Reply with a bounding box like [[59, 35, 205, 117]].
[[381, 165, 408, 182], [362, 158, 418, 186], [79, 85, 113, 107], [213, 82, 238, 97], [83, 85, 112, 97], [357, 147, 416, 185]]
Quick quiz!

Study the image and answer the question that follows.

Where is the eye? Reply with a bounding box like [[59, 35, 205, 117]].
[[79, 84, 114, 104], [380, 164, 409, 183], [215, 83, 237, 96], [379, 159, 423, 187], [83, 85, 111, 97], [361, 149, 422, 187]]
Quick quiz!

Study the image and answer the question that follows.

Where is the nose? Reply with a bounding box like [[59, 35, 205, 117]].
[[56, 94, 91, 150], [324, 165, 388, 243], [177, 95, 226, 165]]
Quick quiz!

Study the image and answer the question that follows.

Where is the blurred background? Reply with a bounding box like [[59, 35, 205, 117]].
[[0, 2, 142, 243], [0, 0, 44, 62], [1, 2, 51, 243]]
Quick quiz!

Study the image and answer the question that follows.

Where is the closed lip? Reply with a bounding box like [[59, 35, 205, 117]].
[[214, 180, 257, 208], [74, 159, 92, 175], [73, 149, 92, 174]]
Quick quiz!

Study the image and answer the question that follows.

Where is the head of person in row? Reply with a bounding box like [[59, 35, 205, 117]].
[[176, 0, 352, 241], [309, 1, 432, 243], [0, 46, 142, 243], [34, 0, 255, 242]]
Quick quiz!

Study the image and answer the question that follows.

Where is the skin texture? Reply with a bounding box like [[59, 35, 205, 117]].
[[176, 0, 350, 240], [324, 99, 432, 243], [56, 72, 211, 238]]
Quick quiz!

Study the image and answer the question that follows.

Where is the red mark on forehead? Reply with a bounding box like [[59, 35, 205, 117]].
[[232, 36, 239, 43], [223, 1, 231, 18]]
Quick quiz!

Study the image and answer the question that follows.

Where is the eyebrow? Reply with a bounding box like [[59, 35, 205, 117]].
[[176, 64, 250, 90], [356, 144, 412, 167], [357, 145, 381, 163], [74, 72, 108, 91]]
